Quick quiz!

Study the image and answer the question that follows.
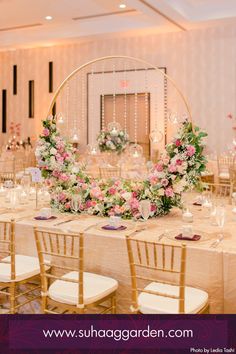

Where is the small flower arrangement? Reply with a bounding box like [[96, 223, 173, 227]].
[[97, 129, 129, 154]]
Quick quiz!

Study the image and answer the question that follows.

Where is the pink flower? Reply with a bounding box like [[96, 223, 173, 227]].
[[108, 187, 116, 195], [186, 145, 196, 157], [155, 163, 163, 172], [151, 204, 157, 212], [168, 164, 177, 173], [175, 139, 182, 147], [52, 170, 60, 178], [149, 175, 158, 186], [86, 200, 97, 208], [90, 187, 102, 199], [65, 202, 71, 209], [113, 205, 125, 215], [176, 159, 183, 166], [130, 198, 140, 210], [59, 173, 70, 182], [227, 113, 233, 119], [59, 193, 66, 202], [42, 128, 50, 137], [161, 178, 169, 187], [165, 187, 174, 198]]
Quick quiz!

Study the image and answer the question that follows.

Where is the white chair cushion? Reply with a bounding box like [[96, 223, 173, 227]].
[[48, 271, 118, 305], [0, 255, 41, 282], [219, 172, 230, 179], [138, 282, 208, 314]]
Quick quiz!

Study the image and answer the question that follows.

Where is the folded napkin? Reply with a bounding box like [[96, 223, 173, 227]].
[[34, 216, 57, 221], [175, 233, 201, 241], [102, 224, 127, 231]]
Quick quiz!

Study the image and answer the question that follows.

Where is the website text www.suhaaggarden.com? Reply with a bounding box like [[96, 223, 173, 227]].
[[42, 325, 194, 342]]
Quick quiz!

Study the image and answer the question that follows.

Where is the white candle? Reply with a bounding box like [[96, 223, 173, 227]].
[[182, 210, 193, 223]]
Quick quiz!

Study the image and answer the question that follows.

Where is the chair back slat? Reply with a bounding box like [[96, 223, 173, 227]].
[[126, 235, 186, 313], [0, 220, 15, 281], [99, 166, 121, 179], [34, 228, 84, 307]]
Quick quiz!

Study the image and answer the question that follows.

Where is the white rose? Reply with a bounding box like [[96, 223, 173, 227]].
[[158, 188, 165, 196], [50, 147, 57, 155], [122, 192, 132, 201]]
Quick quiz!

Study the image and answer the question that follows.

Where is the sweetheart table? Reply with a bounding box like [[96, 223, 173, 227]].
[[0, 195, 236, 314]]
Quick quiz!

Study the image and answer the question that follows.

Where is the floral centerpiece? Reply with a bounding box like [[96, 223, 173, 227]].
[[97, 128, 129, 154], [36, 116, 207, 219]]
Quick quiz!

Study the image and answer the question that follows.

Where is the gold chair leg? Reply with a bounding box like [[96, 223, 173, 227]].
[[10, 283, 16, 314], [111, 295, 116, 314]]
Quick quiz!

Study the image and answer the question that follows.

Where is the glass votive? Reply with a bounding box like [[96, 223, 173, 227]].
[[182, 210, 193, 223], [202, 200, 213, 218]]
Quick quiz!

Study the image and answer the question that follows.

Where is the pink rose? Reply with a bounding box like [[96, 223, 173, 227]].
[[151, 204, 157, 212], [59, 173, 70, 182], [155, 163, 163, 172], [176, 159, 183, 166], [186, 145, 196, 157], [65, 202, 71, 209], [165, 187, 174, 198], [175, 139, 182, 147], [130, 198, 140, 210], [108, 187, 116, 195], [161, 178, 169, 187], [59, 193, 66, 202], [42, 128, 50, 137], [150, 175, 158, 186], [168, 164, 177, 173], [90, 187, 102, 199]]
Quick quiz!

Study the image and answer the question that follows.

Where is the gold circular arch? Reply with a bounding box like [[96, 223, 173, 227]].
[[46, 55, 193, 128]]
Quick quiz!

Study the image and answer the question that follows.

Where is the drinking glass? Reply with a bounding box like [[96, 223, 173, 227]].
[[215, 206, 225, 238], [140, 200, 151, 221], [21, 174, 31, 196], [71, 196, 79, 213]]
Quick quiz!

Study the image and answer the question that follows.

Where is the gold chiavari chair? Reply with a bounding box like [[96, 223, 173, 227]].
[[99, 166, 121, 179], [229, 167, 236, 196], [0, 220, 41, 314], [126, 235, 209, 314], [34, 228, 118, 314], [217, 155, 235, 184], [0, 158, 15, 184], [203, 182, 231, 202]]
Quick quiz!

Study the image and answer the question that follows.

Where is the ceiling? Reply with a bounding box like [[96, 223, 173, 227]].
[[0, 0, 235, 50]]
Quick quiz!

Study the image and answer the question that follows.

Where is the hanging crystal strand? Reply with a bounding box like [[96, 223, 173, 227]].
[[101, 61, 105, 130], [91, 65, 95, 143], [81, 69, 86, 144], [112, 63, 116, 123], [123, 62, 127, 133], [134, 66, 138, 145], [66, 81, 70, 136], [72, 76, 78, 141], [145, 66, 149, 136], [154, 82, 158, 131]]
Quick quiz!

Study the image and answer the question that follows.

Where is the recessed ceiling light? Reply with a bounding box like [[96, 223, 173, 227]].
[[119, 3, 126, 9], [45, 15, 53, 20]]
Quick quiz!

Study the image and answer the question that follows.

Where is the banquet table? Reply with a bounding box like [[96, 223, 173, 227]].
[[0, 193, 236, 314]]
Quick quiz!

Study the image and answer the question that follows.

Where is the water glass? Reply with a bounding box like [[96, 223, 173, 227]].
[[140, 200, 151, 221], [71, 196, 79, 213], [215, 206, 225, 238]]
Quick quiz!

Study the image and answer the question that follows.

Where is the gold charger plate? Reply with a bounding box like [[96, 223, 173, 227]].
[[164, 228, 212, 243]]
